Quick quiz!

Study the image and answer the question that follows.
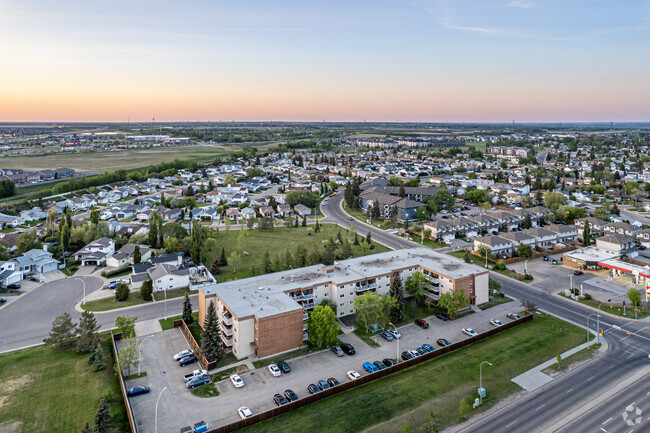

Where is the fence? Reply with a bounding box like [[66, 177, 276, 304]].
[[111, 332, 139, 433], [202, 312, 533, 433], [174, 319, 217, 370]]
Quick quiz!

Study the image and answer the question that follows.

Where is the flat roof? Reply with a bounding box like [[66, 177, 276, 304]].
[[598, 259, 650, 279], [201, 248, 486, 319], [563, 247, 621, 264]]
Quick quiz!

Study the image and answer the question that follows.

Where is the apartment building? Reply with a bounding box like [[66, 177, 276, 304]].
[[198, 248, 489, 360]]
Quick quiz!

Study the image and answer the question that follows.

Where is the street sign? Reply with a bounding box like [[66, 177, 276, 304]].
[[478, 387, 486, 398]]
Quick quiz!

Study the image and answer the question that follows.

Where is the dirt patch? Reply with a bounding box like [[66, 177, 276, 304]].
[[0, 395, 8, 408], [0, 420, 23, 433], [0, 374, 34, 394]]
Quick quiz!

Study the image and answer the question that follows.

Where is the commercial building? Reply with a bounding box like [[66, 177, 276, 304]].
[[198, 248, 488, 360]]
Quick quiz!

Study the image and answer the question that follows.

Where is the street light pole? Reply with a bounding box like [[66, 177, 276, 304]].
[[479, 361, 492, 406], [524, 260, 528, 275], [154, 386, 167, 433], [74, 277, 87, 305], [390, 322, 399, 363], [163, 287, 167, 320], [586, 313, 599, 348], [137, 335, 154, 375]]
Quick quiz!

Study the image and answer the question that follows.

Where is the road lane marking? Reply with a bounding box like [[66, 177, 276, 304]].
[[566, 388, 574, 393], [535, 404, 546, 411], [505, 420, 518, 428], [587, 375, 596, 382], [600, 428, 608, 432], [602, 417, 612, 425]]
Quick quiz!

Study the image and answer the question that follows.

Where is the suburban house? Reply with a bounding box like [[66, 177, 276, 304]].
[[522, 227, 557, 248], [473, 235, 513, 258], [74, 237, 116, 266], [499, 231, 536, 248], [293, 204, 312, 218], [7, 249, 59, 276], [105, 243, 152, 268], [0, 260, 23, 286]]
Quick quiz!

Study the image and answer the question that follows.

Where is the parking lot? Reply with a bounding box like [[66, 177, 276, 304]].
[[127, 301, 525, 433]]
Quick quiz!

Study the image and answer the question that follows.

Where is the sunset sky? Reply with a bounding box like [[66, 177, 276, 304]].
[[0, 0, 648, 122]]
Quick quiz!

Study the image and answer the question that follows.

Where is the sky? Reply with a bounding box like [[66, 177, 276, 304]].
[[0, 0, 648, 122]]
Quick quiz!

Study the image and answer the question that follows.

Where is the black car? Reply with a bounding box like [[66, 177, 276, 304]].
[[573, 270, 584, 276], [326, 377, 340, 387], [435, 313, 449, 321], [273, 393, 288, 406], [277, 361, 291, 373], [373, 360, 386, 370], [340, 343, 356, 355], [284, 389, 298, 402], [382, 358, 397, 367], [437, 338, 451, 347], [307, 383, 319, 394], [0, 297, 7, 304], [401, 351, 414, 361], [6, 283, 20, 290], [127, 385, 150, 397], [179, 356, 198, 367]]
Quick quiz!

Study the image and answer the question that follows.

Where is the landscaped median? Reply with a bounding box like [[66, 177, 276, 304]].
[[237, 313, 585, 433], [558, 291, 650, 319]]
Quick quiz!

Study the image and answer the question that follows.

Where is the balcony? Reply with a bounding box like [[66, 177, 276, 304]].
[[220, 323, 233, 337], [303, 312, 309, 321], [218, 311, 233, 326], [303, 322, 308, 331], [424, 291, 440, 301], [355, 283, 378, 293], [303, 302, 315, 310], [220, 334, 233, 347], [293, 292, 315, 302], [303, 331, 309, 341]]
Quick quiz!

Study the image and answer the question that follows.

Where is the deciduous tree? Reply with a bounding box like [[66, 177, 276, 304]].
[[115, 315, 137, 338], [307, 305, 340, 347]]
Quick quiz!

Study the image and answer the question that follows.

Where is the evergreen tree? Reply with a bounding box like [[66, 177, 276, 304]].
[[366, 231, 372, 245], [284, 249, 293, 268], [60, 222, 70, 251], [140, 279, 153, 301], [77, 310, 100, 353], [133, 245, 141, 264], [296, 245, 307, 267], [93, 398, 110, 433], [272, 254, 282, 272], [583, 222, 591, 246], [522, 214, 532, 229], [210, 259, 220, 275], [190, 221, 204, 264], [389, 275, 406, 322], [314, 219, 320, 232], [200, 301, 221, 362], [114, 283, 130, 302], [307, 246, 320, 266], [337, 230, 343, 245], [81, 421, 92, 433], [43, 312, 77, 348], [294, 216, 299, 227], [263, 250, 272, 273], [399, 185, 406, 197], [341, 239, 352, 259], [218, 247, 227, 266], [148, 211, 160, 247], [91, 341, 106, 371], [90, 210, 100, 225], [371, 201, 381, 219], [182, 293, 193, 324], [354, 232, 360, 245]]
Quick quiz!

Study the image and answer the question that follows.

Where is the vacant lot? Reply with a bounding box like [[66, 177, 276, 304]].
[[213, 223, 390, 280], [0, 146, 229, 174], [0, 340, 129, 433], [242, 314, 586, 433]]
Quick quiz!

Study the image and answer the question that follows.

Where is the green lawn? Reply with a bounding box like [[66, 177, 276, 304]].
[[211, 224, 390, 282], [210, 364, 250, 382], [559, 293, 650, 319], [61, 260, 81, 277], [82, 287, 193, 312], [478, 295, 514, 310], [242, 314, 586, 433], [543, 344, 601, 374], [159, 311, 199, 330], [406, 233, 445, 249], [191, 383, 220, 398], [0, 340, 129, 433]]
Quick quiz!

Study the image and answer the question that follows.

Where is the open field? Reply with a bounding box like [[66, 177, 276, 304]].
[[0, 146, 230, 174], [0, 340, 129, 433], [213, 223, 391, 281], [242, 314, 586, 433]]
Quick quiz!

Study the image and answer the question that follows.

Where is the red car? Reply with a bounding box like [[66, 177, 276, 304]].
[[415, 319, 429, 329]]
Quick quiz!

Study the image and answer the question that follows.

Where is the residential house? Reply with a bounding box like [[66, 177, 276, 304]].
[[546, 224, 579, 245], [575, 217, 607, 237], [74, 237, 116, 266], [596, 235, 638, 257], [9, 249, 59, 276], [106, 243, 152, 268], [473, 235, 514, 258], [523, 227, 557, 249]]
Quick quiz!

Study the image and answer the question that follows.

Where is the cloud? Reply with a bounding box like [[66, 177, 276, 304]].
[[506, 0, 536, 8], [437, 20, 499, 35]]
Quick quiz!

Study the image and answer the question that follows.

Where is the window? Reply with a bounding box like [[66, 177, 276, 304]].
[[340, 294, 345, 298], [324, 293, 328, 297], [340, 312, 344, 316], [350, 301, 353, 304], [340, 303, 344, 307], [350, 310, 354, 314], [349, 292, 353, 296]]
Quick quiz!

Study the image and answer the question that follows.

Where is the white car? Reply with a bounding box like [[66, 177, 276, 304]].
[[230, 374, 244, 388], [268, 364, 282, 377], [408, 349, 421, 358], [238, 406, 253, 419], [173, 349, 193, 360], [388, 328, 401, 339], [490, 319, 504, 327], [507, 313, 523, 320], [462, 328, 479, 337], [347, 370, 361, 380]]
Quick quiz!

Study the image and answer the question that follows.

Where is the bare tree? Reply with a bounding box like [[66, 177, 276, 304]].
[[521, 299, 537, 312]]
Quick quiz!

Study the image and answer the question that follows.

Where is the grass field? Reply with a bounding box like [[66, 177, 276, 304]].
[[212, 223, 390, 281], [241, 314, 587, 433], [81, 287, 192, 312], [0, 340, 129, 433], [0, 146, 230, 174]]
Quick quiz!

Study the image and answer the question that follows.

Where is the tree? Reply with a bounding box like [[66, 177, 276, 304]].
[[210, 259, 220, 275], [405, 271, 427, 303], [521, 299, 537, 312], [366, 231, 372, 245], [354, 232, 360, 245], [543, 191, 567, 211], [476, 245, 492, 262], [133, 245, 142, 264], [466, 189, 490, 204], [488, 277, 502, 294], [371, 200, 381, 219], [200, 301, 221, 362], [459, 398, 470, 418], [307, 305, 340, 347], [583, 222, 591, 245], [627, 288, 642, 307], [285, 190, 320, 207], [399, 185, 406, 197], [115, 315, 137, 338], [115, 282, 130, 302], [0, 179, 16, 198], [60, 222, 70, 251], [340, 239, 352, 259], [592, 208, 609, 221], [182, 293, 194, 324], [81, 421, 92, 433], [43, 312, 77, 348], [389, 274, 405, 322], [140, 279, 153, 301], [90, 210, 100, 225], [438, 290, 469, 318], [16, 230, 41, 253], [263, 250, 272, 273], [522, 214, 532, 229], [148, 210, 160, 247], [114, 336, 139, 376], [77, 310, 100, 353], [190, 221, 205, 264], [611, 202, 620, 216], [354, 292, 396, 332], [90, 341, 106, 371], [517, 243, 533, 258], [218, 247, 228, 267], [93, 398, 111, 433]]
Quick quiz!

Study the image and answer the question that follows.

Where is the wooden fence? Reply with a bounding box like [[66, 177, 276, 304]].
[[174, 319, 217, 370], [111, 332, 139, 433]]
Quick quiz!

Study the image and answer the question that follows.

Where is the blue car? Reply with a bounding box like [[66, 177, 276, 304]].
[[186, 375, 210, 389], [363, 362, 379, 373], [422, 344, 435, 353], [379, 331, 394, 341], [127, 385, 150, 397]]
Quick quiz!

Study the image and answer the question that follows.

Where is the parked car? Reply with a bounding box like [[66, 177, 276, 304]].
[[363, 361, 379, 373], [307, 383, 320, 394], [543, 256, 550, 261], [415, 347, 427, 356], [230, 374, 244, 388], [408, 349, 421, 358], [174, 350, 193, 360], [317, 379, 330, 390], [284, 389, 298, 401], [277, 361, 291, 373], [341, 343, 356, 355], [184, 369, 208, 382], [6, 283, 20, 290], [127, 385, 150, 397], [437, 338, 451, 347], [490, 319, 504, 327], [179, 356, 198, 367], [415, 319, 429, 329], [0, 297, 6, 304], [373, 360, 386, 370], [422, 344, 435, 353], [435, 313, 449, 321], [462, 328, 479, 337], [507, 313, 523, 320], [238, 407, 253, 419], [331, 345, 345, 357], [388, 328, 401, 339], [273, 393, 288, 406], [379, 331, 394, 341], [347, 370, 361, 380], [267, 364, 282, 377], [382, 358, 397, 367], [186, 375, 210, 389], [573, 270, 584, 276], [401, 351, 414, 361], [326, 377, 340, 387]]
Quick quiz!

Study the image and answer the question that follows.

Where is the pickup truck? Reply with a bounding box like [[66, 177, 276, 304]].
[[184, 369, 208, 382]]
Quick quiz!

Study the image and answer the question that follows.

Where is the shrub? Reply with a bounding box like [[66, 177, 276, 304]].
[[495, 262, 506, 271], [115, 283, 130, 302]]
